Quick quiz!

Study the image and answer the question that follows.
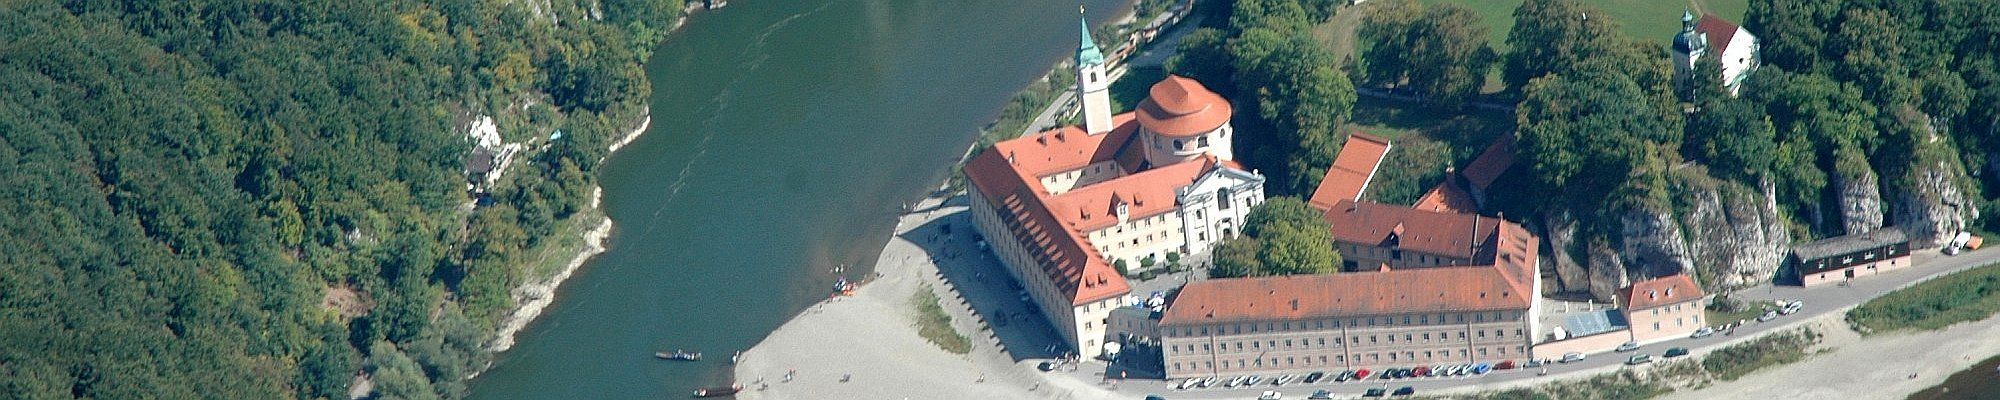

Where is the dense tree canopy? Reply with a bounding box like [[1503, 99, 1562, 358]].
[[1210, 198, 1341, 278], [1357, 0, 1498, 109], [1167, 0, 1355, 195], [0, 0, 670, 398]]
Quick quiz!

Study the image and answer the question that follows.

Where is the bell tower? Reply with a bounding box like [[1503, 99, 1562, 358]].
[[1076, 7, 1114, 135]]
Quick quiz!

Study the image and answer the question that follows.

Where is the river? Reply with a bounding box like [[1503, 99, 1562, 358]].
[[1908, 353, 2000, 400], [468, 0, 1133, 397]]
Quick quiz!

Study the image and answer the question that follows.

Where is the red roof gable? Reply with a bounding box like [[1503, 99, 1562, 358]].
[[1308, 132, 1393, 210], [1045, 157, 1213, 232], [1323, 200, 1501, 261], [1620, 274, 1703, 311], [1460, 134, 1517, 191], [1695, 14, 1741, 54], [1413, 175, 1479, 213]]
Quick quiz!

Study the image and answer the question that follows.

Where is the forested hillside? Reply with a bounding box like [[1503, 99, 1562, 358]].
[[1169, 0, 1998, 298], [1495, 0, 2000, 296], [0, 0, 679, 398]]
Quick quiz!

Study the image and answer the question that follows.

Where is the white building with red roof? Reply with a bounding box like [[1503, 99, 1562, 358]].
[[961, 17, 1265, 358], [1673, 10, 1760, 96]]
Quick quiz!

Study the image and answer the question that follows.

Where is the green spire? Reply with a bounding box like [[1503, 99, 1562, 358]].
[[1077, 7, 1105, 67]]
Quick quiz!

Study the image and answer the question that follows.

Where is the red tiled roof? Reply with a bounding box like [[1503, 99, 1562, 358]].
[[1159, 267, 1532, 326], [1620, 274, 1704, 311], [1136, 75, 1233, 138], [1460, 134, 1516, 191], [1308, 132, 1392, 210], [1412, 175, 1478, 213], [1045, 158, 1213, 232], [964, 119, 1146, 305], [1322, 200, 1500, 261], [987, 113, 1145, 180], [1695, 14, 1740, 54]]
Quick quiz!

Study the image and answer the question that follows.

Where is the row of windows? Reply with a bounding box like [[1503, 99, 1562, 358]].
[[1168, 328, 1527, 356], [1166, 312, 1526, 337], [1169, 345, 1528, 372]]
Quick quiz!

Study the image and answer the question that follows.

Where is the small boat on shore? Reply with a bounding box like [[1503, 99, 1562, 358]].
[[656, 350, 702, 361], [692, 384, 742, 397]]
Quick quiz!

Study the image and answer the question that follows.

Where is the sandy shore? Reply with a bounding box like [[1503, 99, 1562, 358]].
[[733, 195, 1122, 400], [486, 113, 652, 352], [1658, 309, 2000, 400]]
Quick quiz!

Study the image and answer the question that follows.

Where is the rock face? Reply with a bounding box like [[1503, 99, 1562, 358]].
[[1835, 167, 1885, 235], [1678, 178, 1792, 289], [1587, 238, 1628, 301], [1895, 160, 1980, 247], [1541, 210, 1592, 294], [1541, 173, 1795, 302], [1615, 203, 1697, 282]]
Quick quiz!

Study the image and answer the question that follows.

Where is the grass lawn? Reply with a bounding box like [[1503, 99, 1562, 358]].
[[1414, 0, 1750, 51], [1847, 261, 2000, 335], [1699, 329, 1814, 381], [911, 284, 973, 354], [1110, 65, 1166, 114], [1346, 96, 1515, 204]]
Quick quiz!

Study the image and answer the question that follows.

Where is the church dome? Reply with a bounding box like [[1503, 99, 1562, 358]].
[[1136, 76, 1232, 138]]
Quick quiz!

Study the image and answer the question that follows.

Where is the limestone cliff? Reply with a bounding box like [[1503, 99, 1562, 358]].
[[1541, 210, 1592, 294], [1894, 159, 1980, 247], [1615, 202, 1697, 281], [1675, 176, 1792, 290], [1542, 172, 1793, 301], [1835, 167, 1885, 235]]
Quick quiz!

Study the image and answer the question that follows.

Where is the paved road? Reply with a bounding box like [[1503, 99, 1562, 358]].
[[1089, 246, 2000, 399]]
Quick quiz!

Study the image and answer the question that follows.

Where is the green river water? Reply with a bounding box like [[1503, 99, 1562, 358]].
[[469, 0, 1132, 397]]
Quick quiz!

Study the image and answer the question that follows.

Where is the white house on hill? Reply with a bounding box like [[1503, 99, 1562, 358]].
[[1673, 10, 1760, 97]]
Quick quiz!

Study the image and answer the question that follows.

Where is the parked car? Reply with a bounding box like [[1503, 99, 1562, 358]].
[[1274, 374, 1295, 386], [1302, 371, 1326, 384], [1691, 326, 1715, 338], [1781, 301, 1804, 315], [1615, 341, 1642, 352], [1363, 388, 1387, 397], [1664, 347, 1690, 358], [1246, 375, 1266, 386], [1393, 386, 1416, 396], [1354, 369, 1372, 380], [1308, 389, 1335, 400], [1626, 354, 1654, 365], [1199, 377, 1219, 388], [1146, 396, 1167, 400], [1334, 370, 1353, 382], [1413, 366, 1431, 377], [1177, 378, 1200, 390], [1523, 359, 1545, 368], [1259, 390, 1283, 400], [1758, 310, 1780, 322], [1560, 352, 1586, 363], [1473, 363, 1492, 375], [1226, 376, 1248, 388], [1495, 360, 1517, 370]]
